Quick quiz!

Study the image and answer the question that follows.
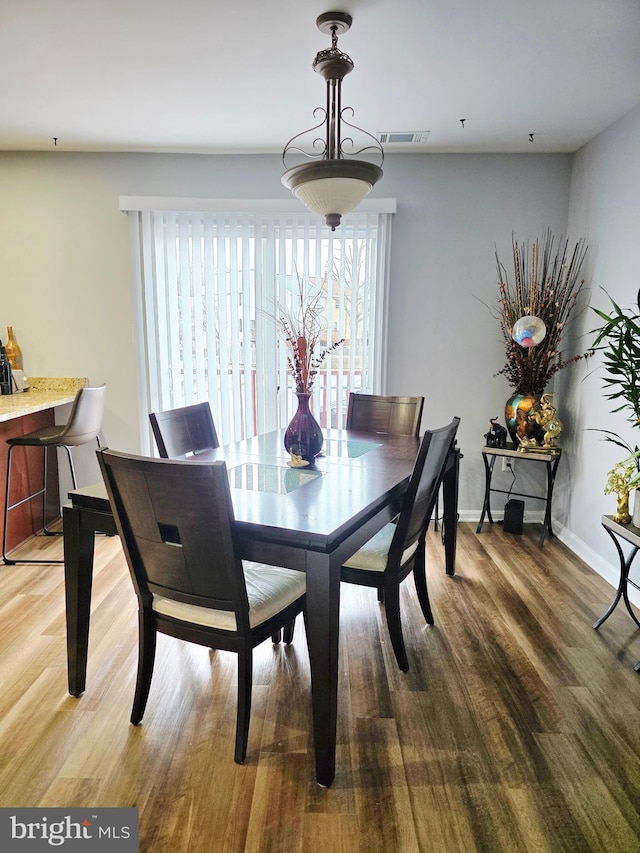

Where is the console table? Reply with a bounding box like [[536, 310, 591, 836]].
[[476, 445, 562, 547], [596, 515, 640, 672]]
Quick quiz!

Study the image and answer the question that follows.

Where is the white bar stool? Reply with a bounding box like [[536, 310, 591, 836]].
[[2, 384, 106, 565]]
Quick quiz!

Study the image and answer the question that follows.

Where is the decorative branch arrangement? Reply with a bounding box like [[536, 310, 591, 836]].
[[277, 275, 344, 395], [495, 230, 590, 395]]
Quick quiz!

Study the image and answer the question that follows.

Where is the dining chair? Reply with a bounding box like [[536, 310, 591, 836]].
[[97, 448, 306, 764], [345, 393, 424, 437], [149, 402, 219, 459], [2, 383, 106, 565], [345, 392, 426, 601], [341, 416, 460, 671]]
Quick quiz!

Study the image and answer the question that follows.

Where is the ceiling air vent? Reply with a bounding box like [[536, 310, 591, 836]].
[[376, 131, 430, 145]]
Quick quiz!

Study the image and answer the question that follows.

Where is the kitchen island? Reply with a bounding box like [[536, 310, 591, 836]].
[[0, 378, 87, 556]]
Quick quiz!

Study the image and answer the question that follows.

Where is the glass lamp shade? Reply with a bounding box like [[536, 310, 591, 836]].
[[282, 159, 382, 230]]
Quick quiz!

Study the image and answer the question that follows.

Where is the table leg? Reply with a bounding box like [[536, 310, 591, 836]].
[[476, 454, 495, 533], [304, 550, 341, 787], [442, 447, 460, 576], [594, 526, 640, 630], [622, 574, 640, 629], [63, 506, 96, 696], [539, 456, 561, 547]]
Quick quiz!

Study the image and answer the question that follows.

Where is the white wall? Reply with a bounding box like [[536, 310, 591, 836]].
[[0, 150, 572, 511], [560, 103, 640, 589], [379, 154, 572, 513]]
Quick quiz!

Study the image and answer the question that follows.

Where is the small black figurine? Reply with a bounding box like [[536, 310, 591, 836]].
[[484, 417, 507, 448]]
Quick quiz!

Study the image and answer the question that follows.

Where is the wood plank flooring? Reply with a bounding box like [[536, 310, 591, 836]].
[[0, 523, 639, 852]]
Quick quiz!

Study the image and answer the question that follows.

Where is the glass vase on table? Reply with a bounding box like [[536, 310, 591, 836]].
[[284, 392, 323, 465]]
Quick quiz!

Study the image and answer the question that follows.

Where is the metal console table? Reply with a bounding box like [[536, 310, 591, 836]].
[[595, 515, 640, 672], [476, 445, 562, 547]]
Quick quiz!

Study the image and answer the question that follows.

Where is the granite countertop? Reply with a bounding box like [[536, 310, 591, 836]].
[[0, 377, 87, 423]]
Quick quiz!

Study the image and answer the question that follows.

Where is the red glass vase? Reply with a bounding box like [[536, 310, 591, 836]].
[[284, 392, 323, 463]]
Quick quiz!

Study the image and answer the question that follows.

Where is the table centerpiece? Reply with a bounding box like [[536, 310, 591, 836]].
[[277, 275, 343, 464]]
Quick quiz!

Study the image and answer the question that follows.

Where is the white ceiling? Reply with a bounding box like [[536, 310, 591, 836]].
[[2, 0, 640, 155]]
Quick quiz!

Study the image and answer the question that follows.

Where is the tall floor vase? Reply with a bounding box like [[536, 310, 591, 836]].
[[283, 392, 323, 463]]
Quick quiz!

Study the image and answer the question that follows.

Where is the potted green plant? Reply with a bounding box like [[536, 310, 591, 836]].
[[590, 288, 640, 524]]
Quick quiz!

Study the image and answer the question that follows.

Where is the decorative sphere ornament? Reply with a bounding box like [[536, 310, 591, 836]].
[[512, 315, 546, 348]]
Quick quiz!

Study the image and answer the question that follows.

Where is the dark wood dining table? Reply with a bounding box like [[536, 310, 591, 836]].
[[63, 428, 460, 787]]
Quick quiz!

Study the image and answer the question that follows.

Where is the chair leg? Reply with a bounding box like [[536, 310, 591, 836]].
[[44, 445, 77, 536], [413, 547, 434, 626], [271, 629, 282, 643], [433, 488, 440, 532], [235, 645, 253, 764], [283, 618, 296, 644], [3, 445, 64, 565], [383, 584, 409, 672], [131, 609, 157, 725], [2, 445, 16, 565], [65, 444, 78, 490], [42, 445, 55, 534], [377, 588, 384, 603]]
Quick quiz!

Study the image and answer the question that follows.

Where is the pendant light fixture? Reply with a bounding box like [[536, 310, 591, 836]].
[[281, 10, 384, 231]]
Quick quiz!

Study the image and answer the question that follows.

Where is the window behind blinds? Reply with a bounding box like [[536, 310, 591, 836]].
[[123, 203, 393, 449]]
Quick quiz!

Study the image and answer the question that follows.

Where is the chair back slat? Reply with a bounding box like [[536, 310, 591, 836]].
[[97, 450, 249, 622], [346, 393, 424, 437], [149, 402, 219, 459], [391, 417, 460, 561]]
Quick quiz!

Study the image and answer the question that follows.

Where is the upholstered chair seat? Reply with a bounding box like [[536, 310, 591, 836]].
[[153, 563, 306, 631], [342, 523, 419, 572]]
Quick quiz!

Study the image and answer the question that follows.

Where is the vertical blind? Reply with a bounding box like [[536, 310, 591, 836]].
[[123, 201, 393, 448]]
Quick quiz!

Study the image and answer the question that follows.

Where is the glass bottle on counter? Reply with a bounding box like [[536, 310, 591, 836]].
[[0, 341, 13, 395], [4, 326, 22, 371]]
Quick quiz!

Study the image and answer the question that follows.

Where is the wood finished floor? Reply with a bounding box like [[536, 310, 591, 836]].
[[0, 523, 639, 852]]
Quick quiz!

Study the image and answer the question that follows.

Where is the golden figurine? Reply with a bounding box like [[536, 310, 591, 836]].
[[604, 458, 637, 525], [517, 393, 563, 454], [613, 491, 632, 525], [288, 449, 310, 468]]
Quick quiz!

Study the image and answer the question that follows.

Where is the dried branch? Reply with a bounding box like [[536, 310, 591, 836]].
[[494, 230, 591, 395]]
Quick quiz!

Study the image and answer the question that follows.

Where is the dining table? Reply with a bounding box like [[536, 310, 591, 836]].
[[63, 427, 461, 787]]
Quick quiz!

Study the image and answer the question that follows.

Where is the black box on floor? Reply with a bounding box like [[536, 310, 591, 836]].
[[503, 499, 524, 534]]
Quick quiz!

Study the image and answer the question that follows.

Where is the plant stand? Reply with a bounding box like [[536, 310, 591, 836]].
[[596, 515, 640, 672]]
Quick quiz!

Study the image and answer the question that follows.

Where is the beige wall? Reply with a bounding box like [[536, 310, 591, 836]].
[[0, 150, 572, 510]]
